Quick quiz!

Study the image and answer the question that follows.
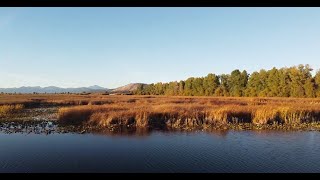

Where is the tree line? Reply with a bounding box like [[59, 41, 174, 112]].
[[134, 64, 320, 98]]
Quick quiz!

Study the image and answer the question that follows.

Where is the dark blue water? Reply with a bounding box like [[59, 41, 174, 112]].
[[1, 130, 320, 173]]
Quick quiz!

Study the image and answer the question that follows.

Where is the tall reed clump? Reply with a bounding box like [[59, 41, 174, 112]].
[[58, 104, 129, 125], [252, 106, 320, 125], [58, 106, 94, 125], [252, 107, 279, 124], [277, 107, 315, 124], [89, 111, 137, 127], [0, 104, 24, 118], [208, 106, 252, 124], [208, 107, 229, 123]]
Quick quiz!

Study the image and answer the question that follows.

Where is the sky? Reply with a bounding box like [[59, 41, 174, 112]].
[[1, 8, 320, 88]]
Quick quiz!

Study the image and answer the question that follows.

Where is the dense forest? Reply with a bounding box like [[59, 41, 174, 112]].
[[134, 64, 320, 98]]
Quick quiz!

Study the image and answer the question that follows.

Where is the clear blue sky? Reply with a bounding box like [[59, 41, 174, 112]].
[[1, 8, 320, 88]]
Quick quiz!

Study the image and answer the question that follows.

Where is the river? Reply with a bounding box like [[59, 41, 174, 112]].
[[1, 130, 320, 173]]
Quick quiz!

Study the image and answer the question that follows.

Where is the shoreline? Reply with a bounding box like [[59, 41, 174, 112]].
[[1, 119, 320, 135]]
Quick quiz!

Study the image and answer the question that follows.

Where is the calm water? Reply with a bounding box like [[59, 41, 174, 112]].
[[1, 130, 320, 173]]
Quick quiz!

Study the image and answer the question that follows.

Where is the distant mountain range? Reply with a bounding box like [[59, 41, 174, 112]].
[[0, 85, 107, 94], [0, 83, 147, 94]]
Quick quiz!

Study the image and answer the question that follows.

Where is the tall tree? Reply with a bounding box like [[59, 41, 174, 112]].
[[240, 70, 249, 95], [287, 64, 313, 97], [245, 71, 262, 97], [203, 73, 220, 96], [192, 77, 204, 96], [278, 68, 290, 97], [229, 70, 247, 97], [218, 74, 230, 96], [266, 67, 280, 97], [184, 78, 194, 96], [304, 78, 316, 98], [315, 70, 320, 97], [165, 81, 179, 96], [178, 81, 185, 96]]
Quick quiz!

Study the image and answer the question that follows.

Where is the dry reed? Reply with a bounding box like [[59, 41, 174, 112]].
[[57, 96, 320, 129], [0, 104, 25, 118]]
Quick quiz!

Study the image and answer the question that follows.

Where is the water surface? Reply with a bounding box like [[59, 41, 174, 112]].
[[1, 130, 320, 173]]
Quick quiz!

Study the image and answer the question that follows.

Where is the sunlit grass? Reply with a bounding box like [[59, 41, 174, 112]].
[[0, 104, 24, 118], [56, 95, 320, 129]]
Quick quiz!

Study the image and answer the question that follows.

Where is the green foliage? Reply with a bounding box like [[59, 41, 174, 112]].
[[245, 71, 263, 97], [315, 70, 320, 97], [203, 73, 220, 96], [134, 64, 319, 98]]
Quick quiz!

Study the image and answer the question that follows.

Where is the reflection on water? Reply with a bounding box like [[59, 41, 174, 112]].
[[0, 121, 231, 138], [1, 128, 320, 173]]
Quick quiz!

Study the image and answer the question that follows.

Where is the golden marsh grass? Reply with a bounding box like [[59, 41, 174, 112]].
[[55, 95, 320, 129], [1, 94, 320, 130]]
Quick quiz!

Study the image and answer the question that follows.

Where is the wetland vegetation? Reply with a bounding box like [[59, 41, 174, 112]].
[[1, 93, 320, 133]]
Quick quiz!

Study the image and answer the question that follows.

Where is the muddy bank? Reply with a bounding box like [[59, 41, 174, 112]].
[[2, 120, 320, 136], [0, 107, 58, 122]]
